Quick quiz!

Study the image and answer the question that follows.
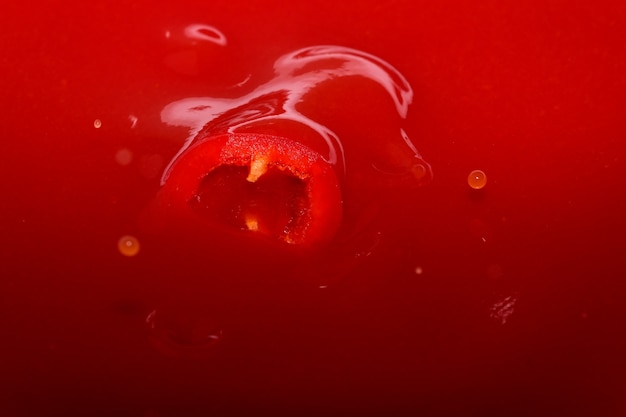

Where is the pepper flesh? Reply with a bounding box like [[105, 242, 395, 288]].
[[157, 133, 343, 248]]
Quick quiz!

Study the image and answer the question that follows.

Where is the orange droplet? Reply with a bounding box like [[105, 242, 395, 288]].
[[468, 169, 487, 189], [118, 235, 140, 257]]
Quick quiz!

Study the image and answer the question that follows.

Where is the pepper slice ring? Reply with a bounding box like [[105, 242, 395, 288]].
[[159, 133, 343, 248]]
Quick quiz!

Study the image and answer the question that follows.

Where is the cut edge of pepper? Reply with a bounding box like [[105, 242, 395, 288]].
[[157, 133, 343, 249]]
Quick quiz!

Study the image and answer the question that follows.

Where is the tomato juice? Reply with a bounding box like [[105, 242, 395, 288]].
[[2, 0, 626, 416]]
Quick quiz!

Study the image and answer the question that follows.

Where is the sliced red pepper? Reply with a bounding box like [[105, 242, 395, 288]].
[[157, 133, 342, 248]]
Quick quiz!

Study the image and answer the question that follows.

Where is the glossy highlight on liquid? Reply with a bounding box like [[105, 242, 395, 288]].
[[468, 169, 487, 190], [160, 45, 432, 186], [4, 2, 626, 416], [148, 42, 433, 250]]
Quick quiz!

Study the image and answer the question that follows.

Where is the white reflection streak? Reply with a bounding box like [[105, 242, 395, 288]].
[[128, 114, 138, 128], [490, 295, 517, 325], [160, 46, 414, 184], [184, 24, 227, 46]]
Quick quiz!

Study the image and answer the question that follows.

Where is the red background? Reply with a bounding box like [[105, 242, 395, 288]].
[[2, 0, 626, 416]]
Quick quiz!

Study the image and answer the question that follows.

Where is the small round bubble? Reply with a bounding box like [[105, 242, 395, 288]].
[[115, 148, 133, 166], [117, 235, 140, 257], [468, 169, 487, 190]]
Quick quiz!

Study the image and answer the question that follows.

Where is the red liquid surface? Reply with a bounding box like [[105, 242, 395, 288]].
[[2, 1, 626, 416]]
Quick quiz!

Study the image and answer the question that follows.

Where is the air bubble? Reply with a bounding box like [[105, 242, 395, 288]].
[[115, 148, 133, 166], [117, 235, 140, 257], [93, 119, 102, 129], [468, 169, 487, 189]]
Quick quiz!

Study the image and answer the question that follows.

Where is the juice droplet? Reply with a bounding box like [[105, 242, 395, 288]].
[[117, 235, 140, 257], [468, 169, 487, 189]]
